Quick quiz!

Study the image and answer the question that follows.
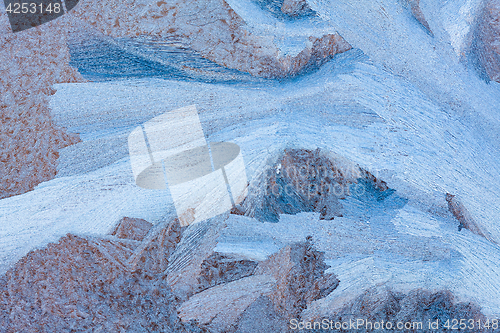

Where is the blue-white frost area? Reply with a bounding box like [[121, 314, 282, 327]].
[[1, 0, 500, 318]]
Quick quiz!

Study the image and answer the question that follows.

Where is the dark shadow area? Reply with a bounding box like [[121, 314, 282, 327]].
[[67, 30, 269, 84], [232, 148, 397, 223]]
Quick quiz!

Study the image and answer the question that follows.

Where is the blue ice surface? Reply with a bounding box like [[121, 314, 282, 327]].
[[251, 0, 317, 20], [67, 33, 269, 85]]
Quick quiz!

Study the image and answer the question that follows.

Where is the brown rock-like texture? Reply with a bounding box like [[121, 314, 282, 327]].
[[166, 217, 228, 299], [68, 0, 350, 78], [179, 237, 339, 332], [1, 0, 350, 199], [235, 148, 392, 222], [281, 0, 311, 17], [109, 216, 153, 241], [196, 252, 258, 292], [471, 0, 500, 82], [126, 218, 183, 274], [233, 295, 289, 333], [0, 229, 204, 332], [234, 149, 348, 222], [256, 236, 339, 319], [408, 0, 431, 33], [446, 193, 491, 241], [178, 274, 278, 332], [287, 34, 352, 76], [303, 285, 488, 333], [0, 15, 83, 199]]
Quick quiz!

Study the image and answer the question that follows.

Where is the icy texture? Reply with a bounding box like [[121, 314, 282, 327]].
[[109, 216, 153, 241], [178, 238, 337, 332], [165, 217, 228, 299], [2, 0, 500, 327], [0, 0, 349, 199], [255, 237, 339, 319], [303, 286, 487, 333], [235, 148, 390, 222], [281, 0, 312, 17], [0, 228, 206, 332], [68, 0, 350, 77], [196, 252, 258, 292], [407, 0, 432, 33], [178, 274, 278, 332], [308, 0, 500, 151], [0, 222, 486, 331], [469, 0, 500, 82], [66, 31, 267, 83], [1, 47, 499, 319]]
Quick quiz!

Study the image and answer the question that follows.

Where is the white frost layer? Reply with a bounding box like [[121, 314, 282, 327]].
[[217, 205, 500, 317], [225, 0, 337, 57], [1, 49, 500, 314], [307, 0, 500, 154], [425, 0, 483, 56]]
